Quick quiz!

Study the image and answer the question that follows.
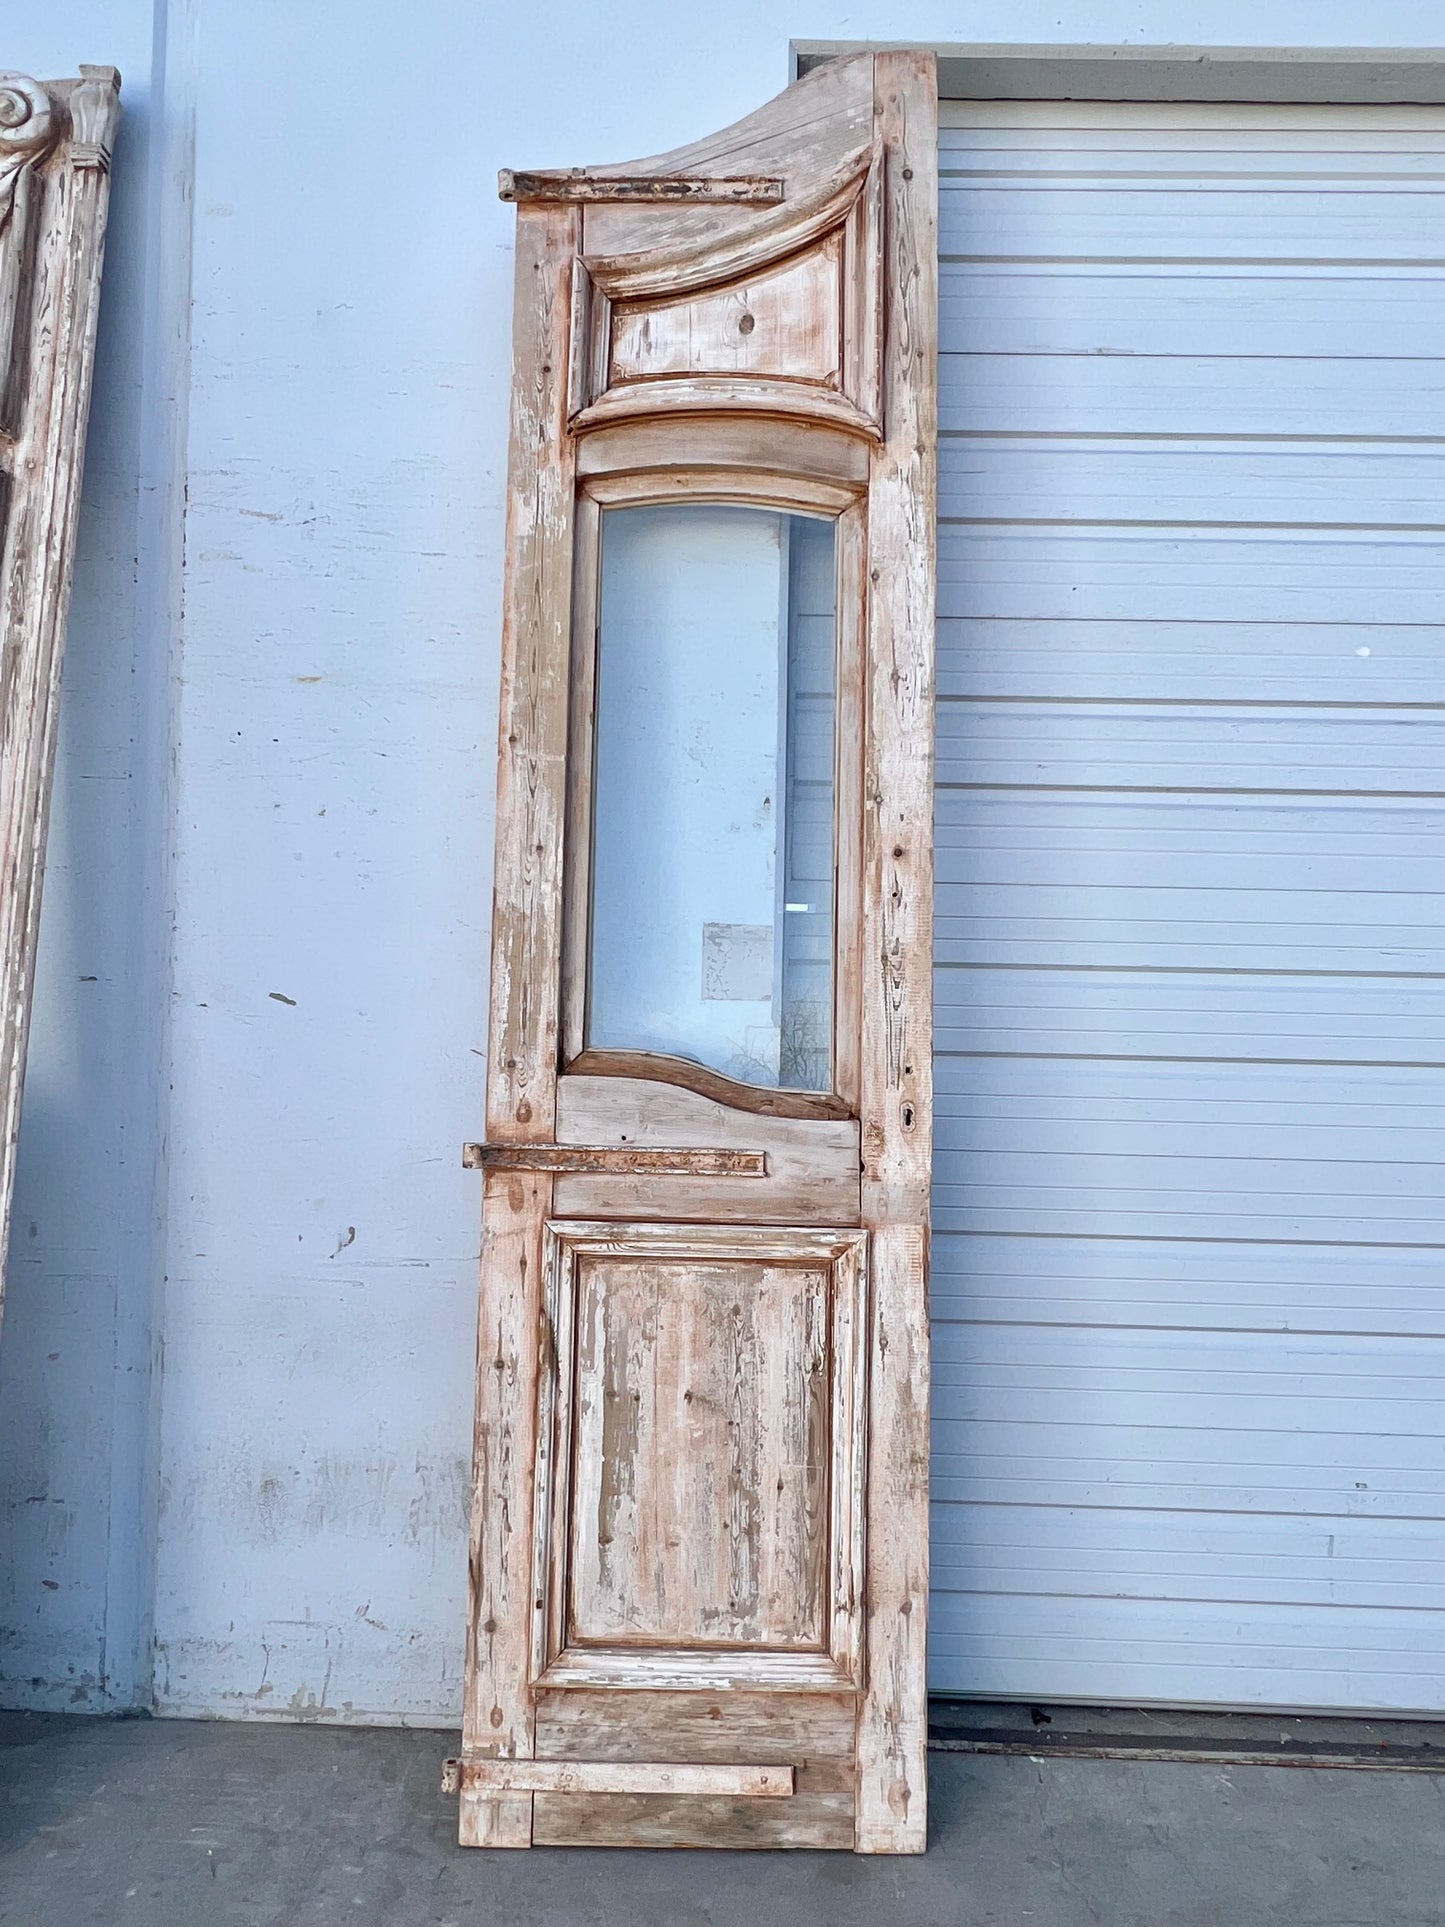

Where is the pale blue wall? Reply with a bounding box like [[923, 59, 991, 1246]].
[[4, 0, 1440, 1721]]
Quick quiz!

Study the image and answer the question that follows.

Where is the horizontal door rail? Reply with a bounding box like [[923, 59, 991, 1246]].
[[462, 1143, 768, 1178], [442, 1758, 795, 1797]]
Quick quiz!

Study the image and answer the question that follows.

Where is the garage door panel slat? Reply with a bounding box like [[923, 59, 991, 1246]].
[[930, 100, 1445, 1713]]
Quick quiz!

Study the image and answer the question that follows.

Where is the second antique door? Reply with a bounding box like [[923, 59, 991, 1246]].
[[455, 51, 937, 1853]]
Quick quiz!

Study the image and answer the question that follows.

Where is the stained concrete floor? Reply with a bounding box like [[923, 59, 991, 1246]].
[[1, 1710, 1443, 1927]]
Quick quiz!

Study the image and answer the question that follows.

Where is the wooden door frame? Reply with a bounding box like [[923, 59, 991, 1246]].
[[458, 50, 936, 1854], [0, 69, 122, 1307]]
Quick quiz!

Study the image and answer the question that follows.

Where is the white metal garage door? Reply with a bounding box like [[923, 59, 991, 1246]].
[[929, 100, 1445, 1712]]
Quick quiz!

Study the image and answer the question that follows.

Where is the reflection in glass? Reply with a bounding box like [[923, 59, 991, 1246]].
[[587, 503, 836, 1091]]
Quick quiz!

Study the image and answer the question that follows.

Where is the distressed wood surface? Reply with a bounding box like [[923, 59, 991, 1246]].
[[609, 232, 843, 388], [447, 1758, 793, 1796], [501, 170, 784, 206], [568, 1253, 831, 1650], [531, 1221, 867, 1691], [854, 51, 938, 1857], [580, 466, 859, 516], [533, 1689, 856, 1849], [532, 1647, 853, 1691], [0, 68, 120, 1308], [463, 48, 937, 1855], [571, 371, 882, 439], [554, 1073, 860, 1224], [463, 1142, 768, 1178], [460, 1169, 549, 1848], [532, 1789, 852, 1850], [578, 56, 876, 300], [563, 1048, 852, 1121], [483, 205, 578, 1146], [462, 192, 584, 1854], [574, 414, 869, 486]]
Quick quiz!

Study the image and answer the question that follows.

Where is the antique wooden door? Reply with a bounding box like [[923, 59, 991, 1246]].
[[0, 68, 121, 1302], [452, 51, 937, 1853]]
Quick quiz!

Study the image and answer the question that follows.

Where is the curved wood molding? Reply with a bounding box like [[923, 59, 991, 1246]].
[[523, 57, 883, 438], [574, 415, 871, 489], [564, 1049, 855, 1122], [562, 56, 875, 295]]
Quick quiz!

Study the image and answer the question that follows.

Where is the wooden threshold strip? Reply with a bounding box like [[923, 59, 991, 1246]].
[[930, 1730, 1445, 1774], [442, 1759, 795, 1797], [498, 169, 785, 205], [462, 1143, 768, 1178]]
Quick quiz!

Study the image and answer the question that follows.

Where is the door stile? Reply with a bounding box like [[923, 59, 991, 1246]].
[[854, 50, 938, 1855], [461, 201, 579, 1849]]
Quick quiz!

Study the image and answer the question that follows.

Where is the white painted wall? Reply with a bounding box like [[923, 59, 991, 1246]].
[[4, 0, 1442, 1723]]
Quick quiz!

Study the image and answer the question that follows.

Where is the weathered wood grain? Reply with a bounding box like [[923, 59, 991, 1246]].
[[571, 370, 881, 439], [532, 1789, 853, 1850], [534, 1687, 857, 1848], [554, 1073, 860, 1224], [609, 232, 843, 388], [459, 1169, 549, 1849], [501, 170, 784, 206], [447, 1758, 793, 1796], [574, 414, 869, 486], [568, 1252, 831, 1651], [483, 204, 578, 1146], [531, 1221, 867, 1690], [854, 51, 938, 1857], [0, 69, 119, 1311], [463, 1142, 767, 1178], [579, 55, 876, 301], [562, 1048, 852, 1121]]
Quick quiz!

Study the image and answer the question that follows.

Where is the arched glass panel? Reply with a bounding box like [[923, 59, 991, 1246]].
[[587, 502, 837, 1091]]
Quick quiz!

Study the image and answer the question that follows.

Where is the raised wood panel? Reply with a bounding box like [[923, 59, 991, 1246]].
[[609, 232, 843, 389], [534, 1222, 867, 1687], [568, 1252, 830, 1651], [554, 1073, 861, 1223]]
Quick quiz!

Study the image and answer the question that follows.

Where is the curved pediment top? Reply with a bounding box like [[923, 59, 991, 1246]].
[[504, 54, 877, 300]]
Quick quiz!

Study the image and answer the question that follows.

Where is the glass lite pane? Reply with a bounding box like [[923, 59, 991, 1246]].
[[587, 503, 836, 1091]]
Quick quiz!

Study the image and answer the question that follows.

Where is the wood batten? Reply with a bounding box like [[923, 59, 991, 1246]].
[[444, 1759, 794, 1796], [463, 48, 936, 1855], [0, 67, 120, 1309], [462, 1142, 768, 1179], [500, 170, 785, 207]]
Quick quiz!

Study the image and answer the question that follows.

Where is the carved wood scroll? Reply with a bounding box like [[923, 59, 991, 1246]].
[[462, 51, 936, 1856], [0, 67, 121, 1310]]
